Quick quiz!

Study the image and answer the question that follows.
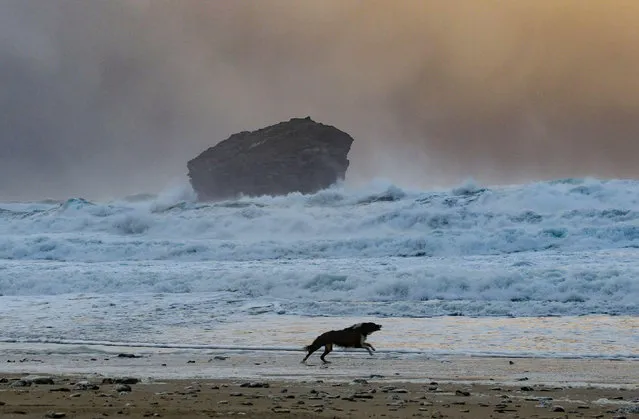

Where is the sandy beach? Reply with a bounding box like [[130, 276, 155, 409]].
[[1, 373, 638, 419], [0, 348, 637, 418]]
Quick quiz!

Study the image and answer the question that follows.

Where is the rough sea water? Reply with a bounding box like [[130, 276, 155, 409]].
[[0, 178, 637, 362]]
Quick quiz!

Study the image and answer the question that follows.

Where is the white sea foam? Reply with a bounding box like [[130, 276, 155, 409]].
[[0, 178, 638, 319], [1, 178, 638, 262]]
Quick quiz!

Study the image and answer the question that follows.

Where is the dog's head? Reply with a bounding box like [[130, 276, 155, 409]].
[[349, 322, 382, 336]]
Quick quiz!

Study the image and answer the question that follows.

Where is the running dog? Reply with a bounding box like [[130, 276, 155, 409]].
[[301, 322, 382, 364]]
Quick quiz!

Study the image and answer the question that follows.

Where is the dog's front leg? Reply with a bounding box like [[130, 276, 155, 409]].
[[362, 343, 376, 356]]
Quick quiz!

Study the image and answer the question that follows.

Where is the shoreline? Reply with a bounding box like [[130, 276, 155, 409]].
[[0, 345, 637, 387]]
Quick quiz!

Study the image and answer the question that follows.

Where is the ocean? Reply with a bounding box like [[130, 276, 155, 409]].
[[0, 178, 637, 362]]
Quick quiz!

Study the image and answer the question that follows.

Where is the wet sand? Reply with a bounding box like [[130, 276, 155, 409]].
[[0, 349, 637, 418]]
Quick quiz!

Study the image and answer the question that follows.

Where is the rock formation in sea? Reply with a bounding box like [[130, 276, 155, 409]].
[[187, 117, 354, 201]]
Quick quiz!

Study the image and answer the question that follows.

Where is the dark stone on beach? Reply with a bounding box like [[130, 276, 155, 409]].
[[240, 382, 270, 388], [117, 353, 141, 359], [521, 386, 535, 391], [391, 388, 409, 394], [455, 390, 471, 397], [178, 387, 200, 395], [0, 377, 7, 383], [552, 405, 566, 412], [115, 384, 132, 392], [10, 380, 31, 387], [27, 376, 55, 385], [102, 377, 139, 385], [50, 387, 71, 392], [74, 381, 100, 391], [44, 412, 66, 418], [271, 408, 291, 413], [187, 117, 354, 201], [116, 377, 139, 385], [213, 356, 228, 361]]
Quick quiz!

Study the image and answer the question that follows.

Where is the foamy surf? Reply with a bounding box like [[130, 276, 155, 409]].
[[1, 178, 638, 264]]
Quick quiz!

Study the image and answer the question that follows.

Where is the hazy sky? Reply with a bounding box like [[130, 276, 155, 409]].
[[2, 0, 639, 200]]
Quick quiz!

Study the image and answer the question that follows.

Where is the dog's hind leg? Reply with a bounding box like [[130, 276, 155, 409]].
[[320, 343, 333, 364], [301, 343, 322, 363]]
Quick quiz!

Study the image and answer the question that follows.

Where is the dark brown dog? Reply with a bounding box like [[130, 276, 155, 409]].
[[301, 322, 382, 363]]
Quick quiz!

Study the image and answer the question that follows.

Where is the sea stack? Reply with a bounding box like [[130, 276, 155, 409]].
[[187, 117, 354, 201]]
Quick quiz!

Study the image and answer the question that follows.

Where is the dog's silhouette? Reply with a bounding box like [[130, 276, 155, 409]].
[[301, 322, 382, 363]]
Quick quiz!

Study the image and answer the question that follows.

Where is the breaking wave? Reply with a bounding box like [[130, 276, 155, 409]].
[[1, 178, 638, 262], [0, 178, 638, 317]]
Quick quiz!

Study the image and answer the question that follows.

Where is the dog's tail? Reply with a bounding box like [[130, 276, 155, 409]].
[[303, 335, 324, 353]]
